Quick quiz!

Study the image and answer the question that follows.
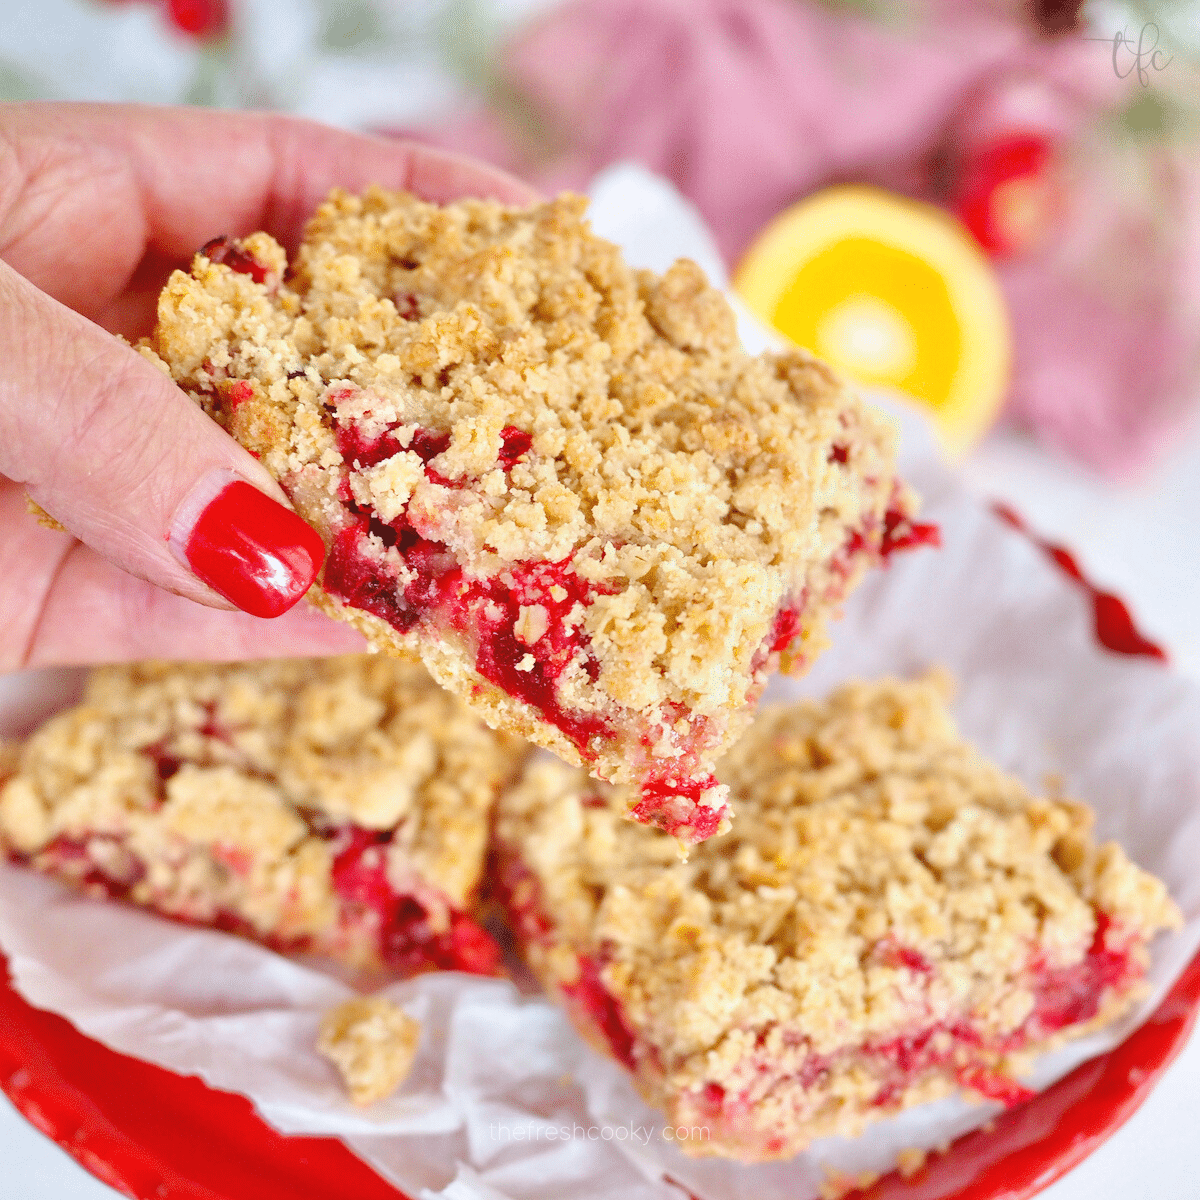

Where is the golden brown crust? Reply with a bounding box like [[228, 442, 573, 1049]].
[[145, 188, 911, 834], [495, 673, 1180, 1160]]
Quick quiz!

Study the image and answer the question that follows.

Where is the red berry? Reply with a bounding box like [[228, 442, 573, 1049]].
[[200, 236, 268, 284], [164, 0, 229, 38], [952, 132, 1061, 259]]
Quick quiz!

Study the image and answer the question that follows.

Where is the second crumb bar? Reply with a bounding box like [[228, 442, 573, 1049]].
[[0, 656, 524, 977]]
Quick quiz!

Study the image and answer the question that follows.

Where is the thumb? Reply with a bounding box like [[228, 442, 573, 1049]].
[[0, 258, 324, 619]]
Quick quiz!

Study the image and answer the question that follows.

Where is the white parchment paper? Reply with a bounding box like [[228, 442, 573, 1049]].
[[2, 166, 1199, 1200]]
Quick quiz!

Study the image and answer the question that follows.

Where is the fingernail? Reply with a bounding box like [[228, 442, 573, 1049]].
[[169, 470, 324, 618]]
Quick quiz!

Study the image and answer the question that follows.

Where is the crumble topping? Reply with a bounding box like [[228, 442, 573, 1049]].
[[494, 673, 1180, 1159], [144, 187, 925, 838], [0, 656, 524, 974], [318, 995, 421, 1105]]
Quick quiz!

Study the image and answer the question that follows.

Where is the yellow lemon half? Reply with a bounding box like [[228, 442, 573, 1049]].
[[734, 186, 1011, 455]]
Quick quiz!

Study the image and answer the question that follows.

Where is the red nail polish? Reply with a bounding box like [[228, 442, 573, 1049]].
[[184, 482, 324, 618]]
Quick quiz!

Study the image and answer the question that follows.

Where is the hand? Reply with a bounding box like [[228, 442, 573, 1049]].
[[0, 102, 539, 671]]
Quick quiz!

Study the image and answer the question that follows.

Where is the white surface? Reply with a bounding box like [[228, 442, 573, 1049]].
[[4, 163, 1200, 1196]]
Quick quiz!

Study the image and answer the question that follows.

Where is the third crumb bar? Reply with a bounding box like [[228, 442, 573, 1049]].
[[493, 674, 1179, 1160]]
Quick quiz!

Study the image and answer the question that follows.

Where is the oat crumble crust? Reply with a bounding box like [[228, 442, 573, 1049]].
[[318, 995, 421, 1105], [0, 656, 524, 975], [494, 674, 1180, 1161], [144, 187, 923, 841]]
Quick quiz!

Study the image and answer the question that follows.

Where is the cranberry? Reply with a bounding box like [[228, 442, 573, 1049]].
[[561, 955, 639, 1070], [395, 293, 421, 320], [872, 937, 934, 975], [330, 827, 393, 913], [497, 426, 533, 469], [334, 423, 405, 471], [879, 506, 940, 558], [1024, 914, 1133, 1035], [631, 773, 725, 841], [439, 913, 503, 975], [226, 380, 254, 410], [957, 1066, 1034, 1106], [323, 503, 616, 758], [199, 235, 267, 283]]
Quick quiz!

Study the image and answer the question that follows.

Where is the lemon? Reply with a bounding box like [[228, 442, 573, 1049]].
[[734, 186, 1011, 455]]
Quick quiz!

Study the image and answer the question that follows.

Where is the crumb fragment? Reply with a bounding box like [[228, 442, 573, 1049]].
[[24, 494, 67, 532], [318, 996, 420, 1105], [897, 1147, 928, 1178]]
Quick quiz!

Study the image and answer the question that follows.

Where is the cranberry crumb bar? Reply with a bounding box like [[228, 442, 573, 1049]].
[[318, 996, 421, 1105], [493, 674, 1180, 1161], [0, 657, 523, 977], [145, 187, 933, 842]]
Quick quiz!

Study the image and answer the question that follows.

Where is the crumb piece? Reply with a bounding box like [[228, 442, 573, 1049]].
[[24, 495, 67, 532], [318, 996, 420, 1105]]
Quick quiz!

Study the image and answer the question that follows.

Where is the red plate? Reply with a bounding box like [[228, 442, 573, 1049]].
[[1, 512, 1197, 1200]]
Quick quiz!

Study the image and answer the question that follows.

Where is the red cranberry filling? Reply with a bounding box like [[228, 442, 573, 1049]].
[[540, 913, 1137, 1129], [324, 497, 616, 759], [561, 954, 640, 1070], [200, 236, 269, 285], [490, 852, 557, 945], [1022, 914, 1135, 1036], [144, 740, 183, 786], [631, 772, 725, 841], [497, 426, 533, 468], [227, 380, 254, 409], [323, 408, 932, 827], [880, 505, 940, 558], [868, 1020, 987, 1107], [472, 562, 614, 759], [329, 827, 500, 975], [871, 937, 935, 975], [765, 604, 804, 658], [333, 421, 530, 483], [17, 786, 499, 979], [28, 836, 143, 897], [842, 485, 941, 566]]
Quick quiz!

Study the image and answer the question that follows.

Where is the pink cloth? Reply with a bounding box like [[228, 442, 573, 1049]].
[[415, 0, 1200, 476]]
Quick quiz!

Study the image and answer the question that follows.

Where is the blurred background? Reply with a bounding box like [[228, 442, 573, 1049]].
[[2, 0, 1200, 664]]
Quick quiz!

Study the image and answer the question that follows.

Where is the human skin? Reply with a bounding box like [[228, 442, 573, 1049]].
[[0, 103, 538, 671]]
